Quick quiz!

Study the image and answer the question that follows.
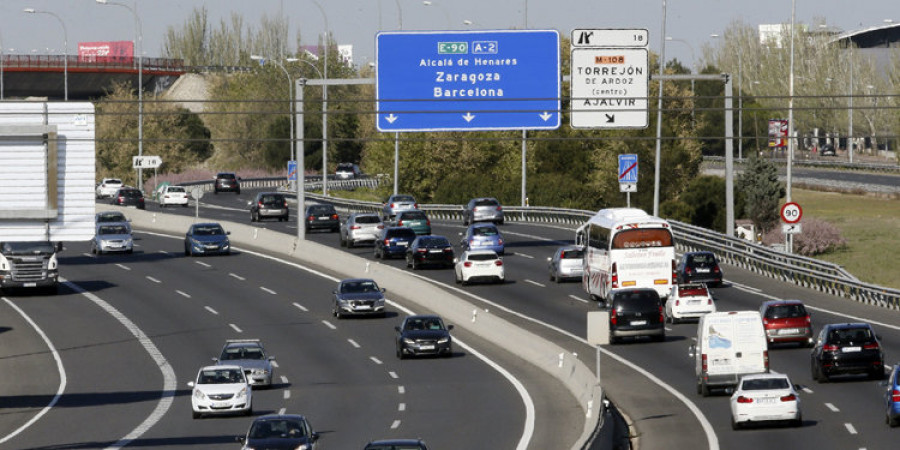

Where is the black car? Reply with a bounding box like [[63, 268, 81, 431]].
[[374, 226, 417, 259], [305, 204, 340, 232], [364, 438, 428, 450], [110, 187, 145, 209], [406, 235, 454, 269], [811, 323, 884, 382], [820, 143, 837, 156], [676, 251, 723, 286], [214, 172, 241, 194], [332, 278, 387, 319], [249, 192, 289, 222], [606, 288, 665, 344], [395, 314, 454, 359], [236, 414, 319, 450]]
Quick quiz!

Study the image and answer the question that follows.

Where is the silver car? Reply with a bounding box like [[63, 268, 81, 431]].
[[547, 245, 584, 283], [340, 213, 384, 248], [332, 278, 387, 318], [213, 339, 275, 388], [463, 197, 504, 225], [91, 222, 133, 254], [382, 194, 418, 221]]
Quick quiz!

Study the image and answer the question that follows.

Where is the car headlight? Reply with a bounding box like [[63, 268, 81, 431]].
[[191, 238, 201, 246], [402, 338, 415, 345], [252, 368, 268, 375], [236, 386, 247, 399], [438, 337, 450, 344], [295, 445, 310, 450], [193, 389, 206, 400]]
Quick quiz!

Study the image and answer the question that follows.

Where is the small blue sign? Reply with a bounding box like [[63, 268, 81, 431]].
[[287, 160, 297, 182], [618, 154, 638, 183], [376, 30, 561, 132]]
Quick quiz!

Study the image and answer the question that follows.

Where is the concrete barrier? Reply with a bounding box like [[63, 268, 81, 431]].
[[101, 205, 604, 449]]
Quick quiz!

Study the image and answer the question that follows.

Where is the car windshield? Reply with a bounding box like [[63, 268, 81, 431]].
[[341, 280, 379, 294], [678, 286, 709, 297], [193, 225, 224, 236], [765, 304, 806, 319], [354, 215, 381, 224], [420, 237, 449, 247], [405, 318, 445, 331], [389, 229, 417, 239], [103, 179, 122, 185], [560, 249, 584, 259], [688, 253, 717, 266], [829, 327, 875, 344], [97, 212, 126, 222], [217, 173, 236, 180], [474, 199, 498, 207], [222, 347, 265, 360], [392, 195, 415, 203], [260, 194, 283, 204], [121, 190, 142, 198], [400, 211, 427, 220], [249, 419, 306, 439], [99, 225, 129, 235], [472, 226, 499, 236], [198, 368, 244, 384], [309, 206, 335, 215], [742, 377, 790, 390], [467, 253, 498, 261], [613, 290, 660, 309], [167, 186, 185, 193]]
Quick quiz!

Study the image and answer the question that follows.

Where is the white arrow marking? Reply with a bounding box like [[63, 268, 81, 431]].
[[540, 112, 553, 121], [463, 112, 475, 122], [386, 114, 398, 124]]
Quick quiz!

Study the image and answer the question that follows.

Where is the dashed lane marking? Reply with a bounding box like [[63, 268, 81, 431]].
[[524, 279, 545, 288], [204, 306, 219, 315], [176, 290, 191, 298], [229, 323, 243, 333]]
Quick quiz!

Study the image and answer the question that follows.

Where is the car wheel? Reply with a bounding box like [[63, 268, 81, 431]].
[[396, 346, 405, 360], [374, 247, 381, 259], [192, 411, 201, 419], [497, 277, 505, 284], [347, 239, 354, 248], [126, 249, 133, 254], [700, 381, 710, 397], [870, 368, 886, 381], [608, 330, 618, 345], [455, 273, 461, 284], [793, 414, 802, 428], [412, 259, 420, 270], [340, 236, 347, 247], [731, 417, 741, 430], [889, 412, 899, 428], [184, 246, 191, 257], [245, 406, 252, 416]]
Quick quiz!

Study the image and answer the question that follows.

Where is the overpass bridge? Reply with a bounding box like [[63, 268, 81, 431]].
[[0, 54, 185, 100]]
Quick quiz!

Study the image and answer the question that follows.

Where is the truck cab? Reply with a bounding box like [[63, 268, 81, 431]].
[[0, 241, 61, 294]]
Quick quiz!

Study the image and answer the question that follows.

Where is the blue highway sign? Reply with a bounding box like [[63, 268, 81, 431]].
[[287, 160, 297, 182], [618, 154, 638, 183], [376, 30, 561, 132]]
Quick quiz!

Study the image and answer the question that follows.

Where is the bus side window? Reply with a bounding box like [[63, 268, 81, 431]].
[[588, 225, 609, 250]]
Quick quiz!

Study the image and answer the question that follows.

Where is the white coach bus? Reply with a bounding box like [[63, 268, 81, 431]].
[[575, 208, 676, 302]]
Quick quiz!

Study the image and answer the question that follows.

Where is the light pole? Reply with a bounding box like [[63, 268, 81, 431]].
[[290, 58, 326, 192], [308, 0, 330, 195], [251, 55, 295, 186], [96, 0, 143, 191], [23, 8, 67, 101], [1, 33, 4, 100], [652, 0, 667, 216]]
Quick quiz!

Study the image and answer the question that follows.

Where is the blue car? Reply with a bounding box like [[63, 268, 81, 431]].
[[374, 226, 417, 259], [460, 222, 505, 255], [184, 222, 231, 256], [885, 364, 900, 427]]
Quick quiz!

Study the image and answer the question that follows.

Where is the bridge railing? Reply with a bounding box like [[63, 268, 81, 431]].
[[0, 54, 185, 73]]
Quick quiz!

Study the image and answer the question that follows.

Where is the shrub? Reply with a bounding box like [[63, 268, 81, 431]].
[[761, 218, 848, 256]]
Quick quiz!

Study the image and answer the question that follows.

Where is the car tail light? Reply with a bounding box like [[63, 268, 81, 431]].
[[283, 201, 288, 208], [685, 266, 693, 275], [701, 354, 708, 373], [258, 201, 264, 206], [780, 394, 797, 402], [417, 248, 427, 253], [707, 298, 713, 305], [764, 350, 769, 370], [426, 219, 431, 226], [331, 214, 338, 220], [384, 239, 391, 246], [892, 389, 900, 403], [494, 260, 503, 266], [390, 203, 396, 208], [444, 247, 453, 252], [308, 215, 315, 221], [398, 220, 404, 226], [560, 251, 566, 258], [736, 396, 754, 404], [713, 266, 721, 274], [498, 238, 504, 245], [863, 342, 880, 350], [762, 318, 768, 326], [611, 263, 618, 289], [672, 260, 678, 283], [414, 203, 419, 209], [805, 315, 811, 324], [658, 306, 664, 323], [496, 205, 502, 211], [464, 261, 472, 267], [469, 239, 475, 247], [350, 225, 360, 230], [823, 344, 840, 352], [675, 299, 681, 306], [610, 308, 617, 326], [377, 225, 384, 229]]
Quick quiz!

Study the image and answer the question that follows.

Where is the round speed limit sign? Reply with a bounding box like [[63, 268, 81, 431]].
[[780, 202, 802, 224]]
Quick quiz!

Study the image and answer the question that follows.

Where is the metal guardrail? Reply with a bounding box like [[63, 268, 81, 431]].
[[181, 175, 900, 310], [704, 155, 900, 173]]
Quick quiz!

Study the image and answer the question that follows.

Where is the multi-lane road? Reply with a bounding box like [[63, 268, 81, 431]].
[[3, 188, 900, 449]]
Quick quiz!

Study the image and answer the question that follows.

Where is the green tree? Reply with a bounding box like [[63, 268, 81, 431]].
[[737, 155, 784, 234]]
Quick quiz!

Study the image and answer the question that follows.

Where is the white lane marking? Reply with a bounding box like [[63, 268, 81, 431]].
[[524, 279, 545, 288], [280, 376, 289, 384], [0, 298, 67, 445], [271, 361, 280, 368], [825, 403, 840, 412], [176, 290, 191, 298], [845, 423, 858, 435], [389, 371, 399, 379], [322, 320, 336, 330], [284, 391, 291, 400], [802, 387, 814, 394], [293, 302, 308, 312], [229, 324, 243, 333], [370, 356, 383, 365], [391, 420, 401, 429], [278, 407, 287, 415], [194, 261, 212, 268], [58, 280, 177, 450], [116, 263, 131, 271], [665, 327, 673, 332], [513, 252, 535, 259], [398, 386, 405, 394], [398, 403, 406, 411], [204, 306, 219, 315], [260, 287, 277, 295], [82, 252, 92, 257], [229, 273, 246, 281], [568, 295, 589, 304], [146, 276, 161, 284], [348, 339, 361, 348]]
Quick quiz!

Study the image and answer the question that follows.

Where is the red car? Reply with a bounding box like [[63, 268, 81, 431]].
[[760, 299, 813, 347]]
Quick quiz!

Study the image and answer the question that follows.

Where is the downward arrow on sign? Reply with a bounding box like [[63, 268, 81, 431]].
[[605, 114, 615, 123], [385, 114, 398, 124], [463, 113, 475, 122]]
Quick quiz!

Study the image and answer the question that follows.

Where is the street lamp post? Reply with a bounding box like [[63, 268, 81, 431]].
[[23, 8, 67, 101], [308, 0, 330, 195], [251, 55, 295, 187], [96, 0, 143, 191], [1, 33, 4, 100]]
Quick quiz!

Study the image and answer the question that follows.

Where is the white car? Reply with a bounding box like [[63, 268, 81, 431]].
[[91, 222, 133, 255], [454, 250, 505, 285], [158, 185, 189, 207], [95, 178, 123, 199], [187, 365, 252, 419], [730, 372, 802, 429], [665, 283, 716, 323]]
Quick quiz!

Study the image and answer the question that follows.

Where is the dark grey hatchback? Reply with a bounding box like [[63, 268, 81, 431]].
[[395, 314, 454, 359], [607, 288, 665, 344]]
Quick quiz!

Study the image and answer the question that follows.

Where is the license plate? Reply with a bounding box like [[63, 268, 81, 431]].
[[711, 359, 729, 366], [318, 217, 329, 220], [429, 249, 443, 253], [355, 305, 372, 310], [688, 300, 700, 305], [757, 397, 776, 404], [419, 345, 435, 350], [397, 242, 408, 247], [779, 328, 799, 335], [631, 320, 647, 326], [843, 346, 861, 353], [696, 268, 710, 273], [212, 402, 229, 408], [25, 282, 37, 287]]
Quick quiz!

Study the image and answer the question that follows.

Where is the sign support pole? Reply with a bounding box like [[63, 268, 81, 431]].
[[521, 129, 527, 207]]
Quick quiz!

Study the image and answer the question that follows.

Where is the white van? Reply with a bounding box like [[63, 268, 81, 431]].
[[690, 311, 768, 396]]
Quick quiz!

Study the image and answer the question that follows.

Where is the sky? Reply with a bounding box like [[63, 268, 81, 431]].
[[0, 0, 896, 69]]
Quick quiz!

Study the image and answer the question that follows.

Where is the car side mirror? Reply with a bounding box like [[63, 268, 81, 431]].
[[236, 436, 246, 444], [187, 381, 195, 388], [247, 201, 252, 206], [688, 344, 696, 358], [332, 290, 337, 295], [794, 384, 803, 391], [226, 231, 231, 235], [453, 258, 459, 263], [269, 356, 276, 361], [447, 324, 454, 330], [395, 326, 401, 333], [211, 357, 218, 362], [546, 257, 552, 262], [311, 432, 320, 441], [381, 288, 387, 293]]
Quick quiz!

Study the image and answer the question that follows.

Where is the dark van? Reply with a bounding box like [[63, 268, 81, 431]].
[[607, 288, 665, 344]]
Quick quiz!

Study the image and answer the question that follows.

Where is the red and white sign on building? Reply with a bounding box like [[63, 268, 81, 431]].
[[78, 41, 134, 63]]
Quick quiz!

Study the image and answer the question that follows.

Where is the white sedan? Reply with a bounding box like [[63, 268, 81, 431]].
[[188, 365, 252, 418], [158, 185, 189, 207], [454, 250, 504, 285], [95, 178, 123, 199], [665, 283, 716, 323], [730, 372, 802, 429]]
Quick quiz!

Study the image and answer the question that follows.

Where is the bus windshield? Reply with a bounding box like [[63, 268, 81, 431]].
[[611, 228, 673, 250]]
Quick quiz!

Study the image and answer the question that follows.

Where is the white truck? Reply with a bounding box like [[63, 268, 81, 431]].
[[690, 310, 769, 397], [0, 102, 96, 294]]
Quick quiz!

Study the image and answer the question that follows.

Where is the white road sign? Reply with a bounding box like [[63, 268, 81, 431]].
[[571, 29, 649, 48], [782, 223, 802, 235], [570, 48, 649, 129], [133, 155, 162, 169], [780, 202, 802, 224]]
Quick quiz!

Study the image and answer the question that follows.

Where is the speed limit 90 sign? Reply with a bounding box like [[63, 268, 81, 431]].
[[780, 202, 802, 224]]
